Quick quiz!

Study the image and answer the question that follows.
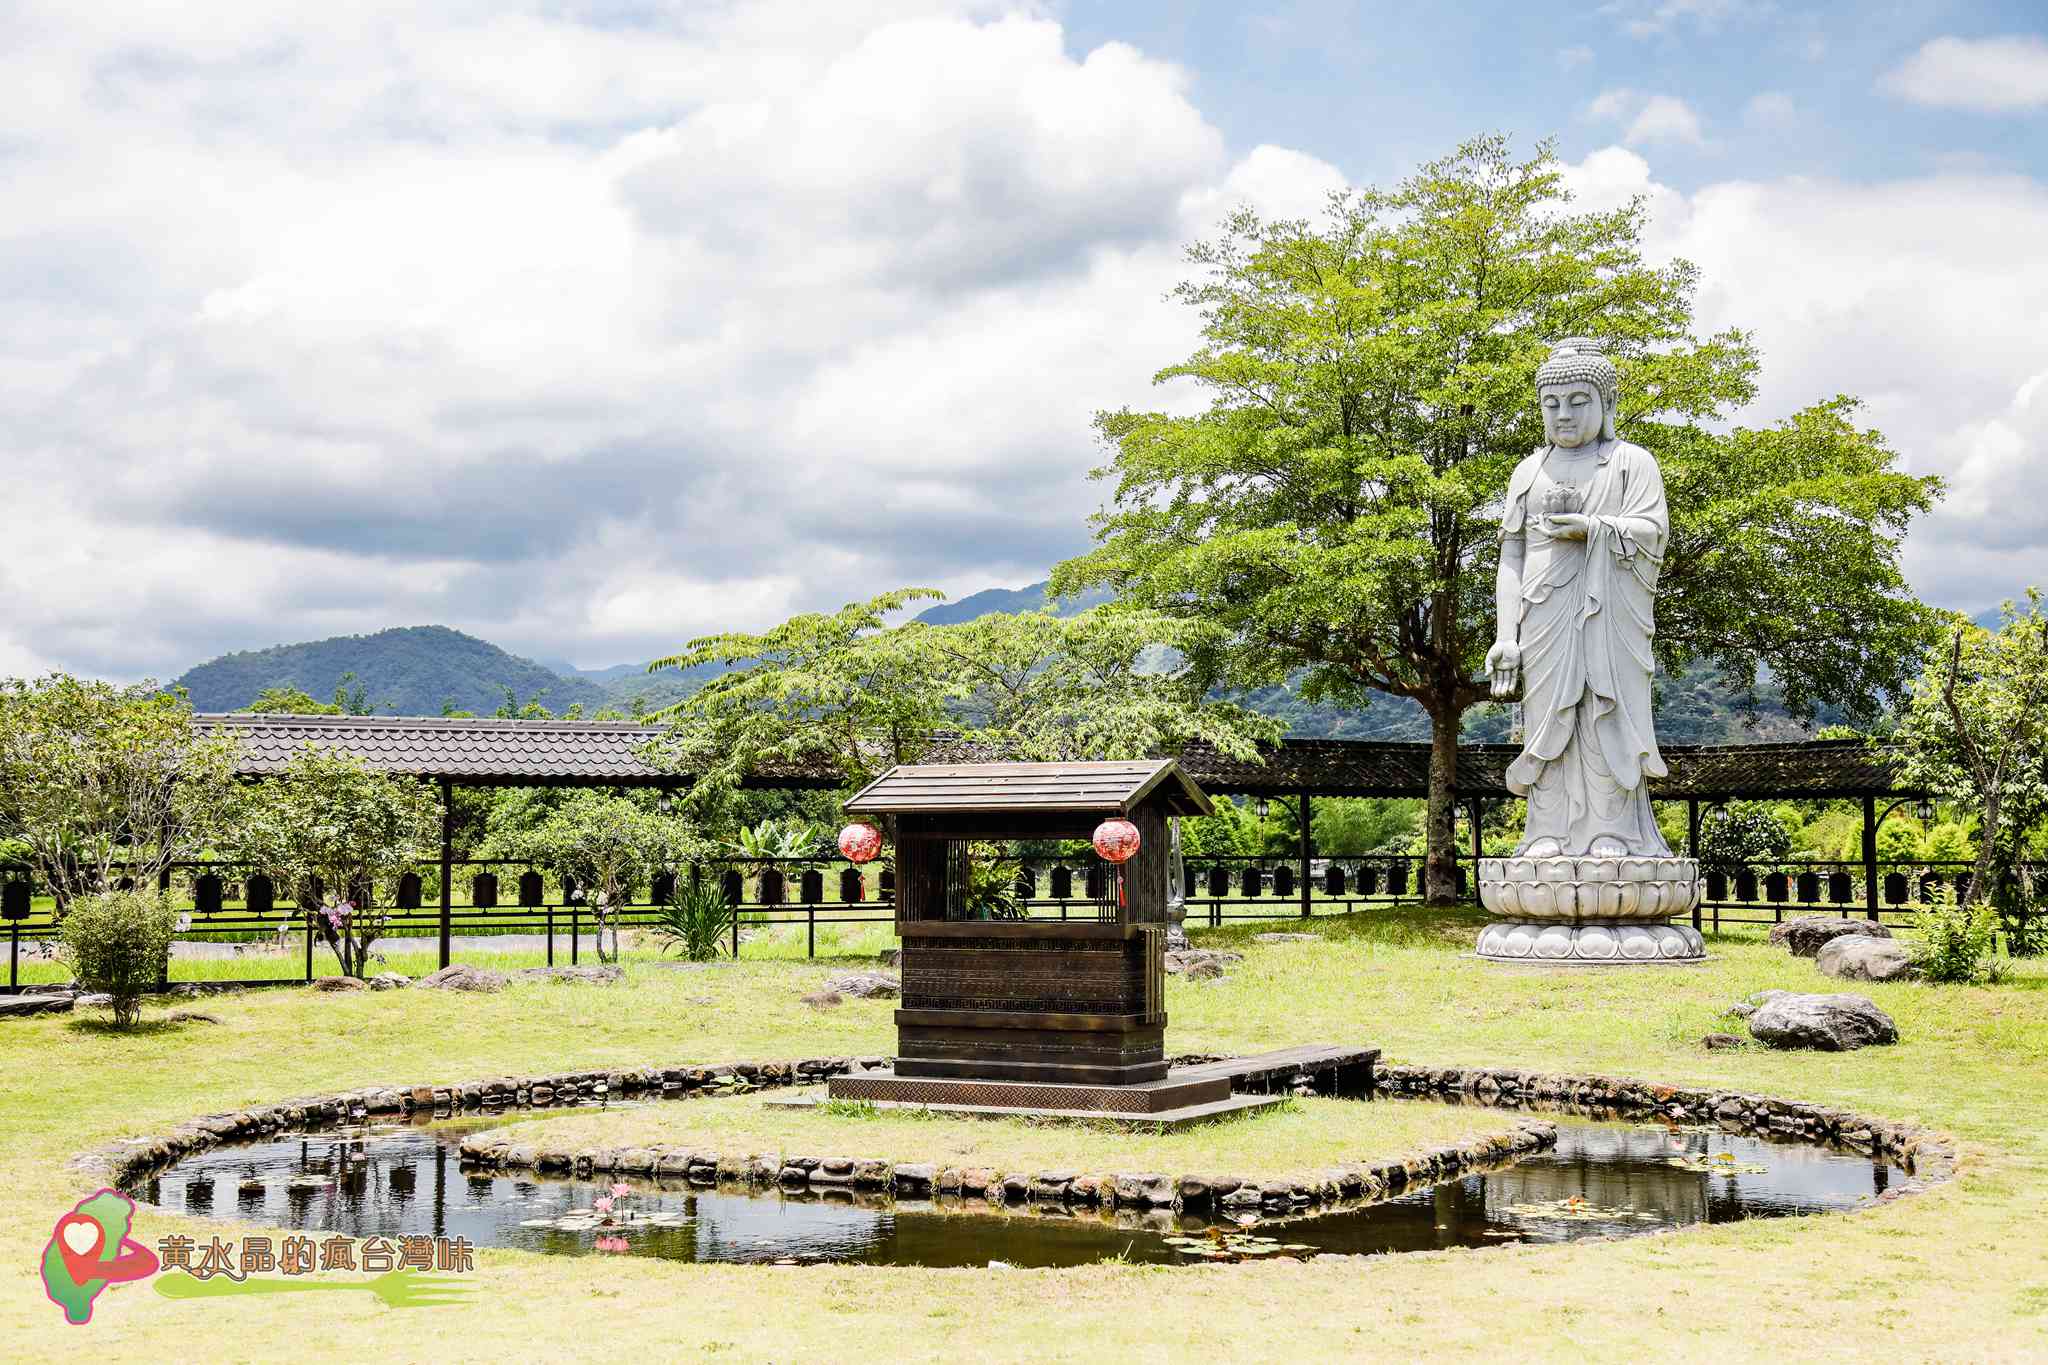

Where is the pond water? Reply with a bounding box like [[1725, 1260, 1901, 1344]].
[[141, 1103, 1906, 1268]]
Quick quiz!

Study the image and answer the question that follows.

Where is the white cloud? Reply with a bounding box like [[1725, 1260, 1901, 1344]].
[[1562, 146, 2048, 610], [1608, 0, 1755, 40], [1883, 34, 2048, 113], [1743, 91, 1796, 129], [0, 1, 1346, 679], [1588, 89, 1708, 147]]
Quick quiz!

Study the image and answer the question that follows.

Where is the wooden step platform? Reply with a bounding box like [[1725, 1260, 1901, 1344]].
[[780, 1044, 1379, 1131]]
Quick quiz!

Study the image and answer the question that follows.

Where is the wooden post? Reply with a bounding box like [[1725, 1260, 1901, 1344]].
[[1686, 799, 1701, 857], [1862, 794, 1880, 923], [1468, 799, 1483, 871], [1298, 792, 1312, 918], [438, 777, 454, 969]]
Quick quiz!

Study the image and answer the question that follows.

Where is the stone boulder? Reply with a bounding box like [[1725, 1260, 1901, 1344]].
[[1254, 932, 1318, 944], [369, 972, 411, 991], [312, 976, 367, 992], [1748, 991, 1898, 1051], [1769, 916, 1893, 958], [518, 965, 622, 986], [0, 994, 74, 1018], [1164, 949, 1242, 979], [414, 964, 509, 993], [825, 972, 900, 1000], [1816, 934, 1918, 983]]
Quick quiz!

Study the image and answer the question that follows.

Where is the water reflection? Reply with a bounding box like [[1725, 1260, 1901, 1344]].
[[145, 1108, 1909, 1269]]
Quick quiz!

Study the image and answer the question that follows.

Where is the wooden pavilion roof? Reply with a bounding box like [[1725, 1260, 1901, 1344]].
[[844, 760, 1214, 818], [198, 715, 1912, 801]]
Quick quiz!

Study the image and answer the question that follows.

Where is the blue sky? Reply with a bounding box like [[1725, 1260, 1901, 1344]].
[[1067, 1, 2048, 187], [0, 1, 2042, 679]]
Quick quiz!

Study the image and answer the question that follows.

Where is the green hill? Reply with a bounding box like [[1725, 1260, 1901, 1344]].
[[174, 626, 609, 717]]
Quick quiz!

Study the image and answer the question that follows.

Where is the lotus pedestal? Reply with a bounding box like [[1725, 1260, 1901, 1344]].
[[1476, 855, 1705, 965]]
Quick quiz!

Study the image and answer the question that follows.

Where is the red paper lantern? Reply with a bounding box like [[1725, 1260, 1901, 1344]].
[[837, 822, 883, 864], [1092, 817, 1141, 864]]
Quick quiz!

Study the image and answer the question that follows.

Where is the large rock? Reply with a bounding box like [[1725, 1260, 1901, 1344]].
[[1770, 916, 1893, 958], [1164, 949, 1242, 979], [518, 965, 621, 986], [825, 972, 899, 1000], [414, 964, 509, 993], [0, 994, 74, 1018], [1748, 991, 1898, 1051], [1816, 934, 1918, 983]]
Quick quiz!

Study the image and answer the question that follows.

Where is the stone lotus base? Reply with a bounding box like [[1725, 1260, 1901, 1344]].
[[1477, 853, 1704, 965], [1475, 919, 1705, 964], [1478, 854, 1701, 920]]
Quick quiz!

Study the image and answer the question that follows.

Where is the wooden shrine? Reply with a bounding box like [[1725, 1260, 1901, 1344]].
[[817, 759, 1366, 1124]]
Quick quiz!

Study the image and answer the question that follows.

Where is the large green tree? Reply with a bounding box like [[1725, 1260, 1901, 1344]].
[[644, 590, 1280, 817], [0, 675, 240, 904], [1052, 136, 1941, 901]]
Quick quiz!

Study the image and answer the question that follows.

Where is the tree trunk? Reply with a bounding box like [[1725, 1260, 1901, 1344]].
[[1424, 704, 1462, 905]]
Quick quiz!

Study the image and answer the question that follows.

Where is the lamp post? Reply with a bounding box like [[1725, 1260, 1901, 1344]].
[[1862, 794, 1936, 922]]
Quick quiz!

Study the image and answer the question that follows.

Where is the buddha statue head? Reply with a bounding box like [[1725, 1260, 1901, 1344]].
[[1535, 337, 1619, 449]]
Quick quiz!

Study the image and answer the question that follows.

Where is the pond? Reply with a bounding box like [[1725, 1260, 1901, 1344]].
[[139, 1101, 1908, 1268]]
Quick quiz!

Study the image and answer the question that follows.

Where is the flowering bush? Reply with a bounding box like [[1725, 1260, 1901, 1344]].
[[219, 749, 440, 978]]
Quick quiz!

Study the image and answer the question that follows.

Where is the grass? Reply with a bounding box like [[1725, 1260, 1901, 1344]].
[[466, 1091, 1517, 1183], [2, 906, 2044, 1361]]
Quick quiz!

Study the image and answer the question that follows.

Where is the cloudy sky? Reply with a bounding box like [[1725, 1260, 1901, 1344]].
[[4, 1, 2045, 681]]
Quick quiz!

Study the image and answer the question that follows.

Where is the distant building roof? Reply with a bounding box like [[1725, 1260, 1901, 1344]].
[[844, 760, 1214, 818], [198, 715, 1912, 800]]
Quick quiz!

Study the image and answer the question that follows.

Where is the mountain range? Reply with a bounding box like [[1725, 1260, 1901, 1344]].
[[171, 582, 1853, 742]]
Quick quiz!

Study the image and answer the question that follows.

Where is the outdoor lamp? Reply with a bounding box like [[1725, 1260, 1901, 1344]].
[[1914, 798, 1935, 823], [1092, 818, 1141, 864], [837, 822, 883, 864]]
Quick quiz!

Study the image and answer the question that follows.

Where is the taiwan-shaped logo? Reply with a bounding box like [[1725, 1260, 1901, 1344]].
[[41, 1189, 160, 1324]]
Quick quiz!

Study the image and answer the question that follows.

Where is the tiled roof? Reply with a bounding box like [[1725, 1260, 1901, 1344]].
[[200, 714, 679, 785], [198, 715, 1911, 799], [844, 760, 1213, 817]]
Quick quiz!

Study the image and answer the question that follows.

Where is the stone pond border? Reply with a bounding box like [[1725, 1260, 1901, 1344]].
[[73, 1054, 1959, 1227]]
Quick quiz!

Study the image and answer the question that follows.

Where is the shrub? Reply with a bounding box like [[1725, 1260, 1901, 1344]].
[[652, 881, 737, 962], [1696, 802, 1792, 875], [58, 889, 180, 1027], [1911, 883, 2001, 984]]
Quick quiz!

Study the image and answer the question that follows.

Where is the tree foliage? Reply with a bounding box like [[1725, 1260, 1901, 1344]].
[[645, 590, 1282, 817], [1052, 135, 1940, 899], [220, 748, 443, 976], [484, 791, 706, 963], [1695, 802, 1794, 875], [1895, 594, 2048, 922], [0, 675, 240, 904]]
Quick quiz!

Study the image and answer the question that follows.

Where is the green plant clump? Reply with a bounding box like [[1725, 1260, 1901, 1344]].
[[1912, 883, 2001, 984], [58, 888, 180, 1028], [654, 882, 739, 962]]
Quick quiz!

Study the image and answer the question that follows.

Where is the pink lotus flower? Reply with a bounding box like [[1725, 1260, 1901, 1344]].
[[609, 1182, 632, 1199], [594, 1235, 629, 1254], [593, 1196, 614, 1214]]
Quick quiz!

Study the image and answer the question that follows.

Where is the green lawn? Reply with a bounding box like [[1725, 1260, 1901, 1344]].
[[2, 907, 2043, 1362]]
